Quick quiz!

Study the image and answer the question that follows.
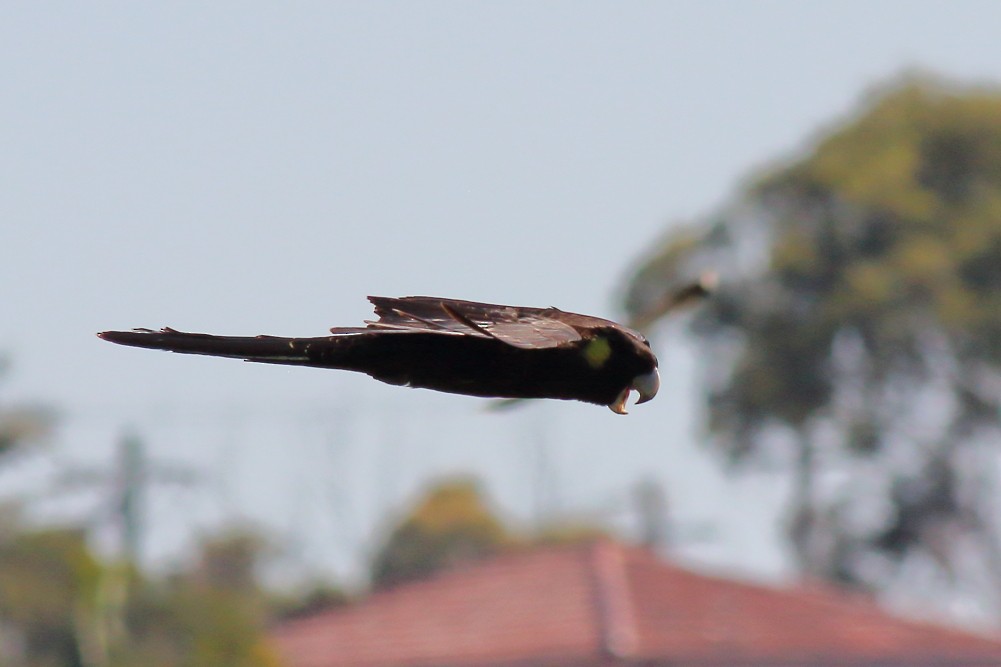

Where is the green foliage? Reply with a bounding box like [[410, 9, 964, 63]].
[[0, 359, 55, 461], [115, 531, 280, 667], [272, 583, 349, 621], [625, 75, 1001, 590], [0, 406, 54, 459], [0, 523, 282, 667], [369, 477, 613, 591], [631, 76, 1001, 444], [0, 525, 99, 667], [370, 477, 513, 590]]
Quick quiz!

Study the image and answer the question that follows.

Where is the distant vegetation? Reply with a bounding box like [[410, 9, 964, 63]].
[[370, 476, 610, 590], [0, 375, 602, 667], [627, 74, 1001, 613], [0, 517, 283, 667]]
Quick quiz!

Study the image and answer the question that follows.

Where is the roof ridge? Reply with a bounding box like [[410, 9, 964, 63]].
[[588, 539, 639, 659]]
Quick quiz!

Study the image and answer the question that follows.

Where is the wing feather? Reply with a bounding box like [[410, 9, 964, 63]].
[[365, 296, 584, 349]]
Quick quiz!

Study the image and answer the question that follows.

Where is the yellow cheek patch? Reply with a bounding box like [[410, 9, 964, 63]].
[[583, 337, 612, 369]]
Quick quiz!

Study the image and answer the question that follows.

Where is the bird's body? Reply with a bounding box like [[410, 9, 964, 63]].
[[99, 294, 673, 413]]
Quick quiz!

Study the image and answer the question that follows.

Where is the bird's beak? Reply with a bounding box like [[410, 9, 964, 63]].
[[634, 368, 660, 404], [608, 369, 660, 415], [609, 388, 631, 415]]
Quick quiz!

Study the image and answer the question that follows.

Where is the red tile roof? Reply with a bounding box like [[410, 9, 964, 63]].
[[271, 540, 1001, 666]]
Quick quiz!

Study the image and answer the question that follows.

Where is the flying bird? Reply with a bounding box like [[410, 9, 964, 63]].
[[98, 280, 712, 414]]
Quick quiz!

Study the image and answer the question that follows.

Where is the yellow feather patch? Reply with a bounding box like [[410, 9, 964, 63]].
[[583, 337, 612, 368]]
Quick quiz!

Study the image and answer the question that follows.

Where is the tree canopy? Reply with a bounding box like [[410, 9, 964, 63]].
[[370, 478, 512, 590], [0, 520, 281, 667], [0, 358, 55, 461], [626, 76, 1001, 612]]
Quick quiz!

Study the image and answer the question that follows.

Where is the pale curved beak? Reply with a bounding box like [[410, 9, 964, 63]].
[[609, 387, 631, 415], [633, 368, 660, 404], [607, 368, 660, 415]]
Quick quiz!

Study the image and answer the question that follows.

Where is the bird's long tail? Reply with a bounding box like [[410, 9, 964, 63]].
[[97, 328, 317, 364]]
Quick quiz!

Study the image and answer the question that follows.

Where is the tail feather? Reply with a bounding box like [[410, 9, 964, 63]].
[[97, 328, 313, 362]]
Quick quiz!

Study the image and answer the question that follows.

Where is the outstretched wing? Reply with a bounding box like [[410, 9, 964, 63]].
[[359, 296, 587, 350]]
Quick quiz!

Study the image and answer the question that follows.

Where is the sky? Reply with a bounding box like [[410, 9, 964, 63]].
[[3, 1, 1001, 595]]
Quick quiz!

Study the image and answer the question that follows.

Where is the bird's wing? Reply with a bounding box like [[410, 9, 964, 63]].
[[359, 296, 584, 350]]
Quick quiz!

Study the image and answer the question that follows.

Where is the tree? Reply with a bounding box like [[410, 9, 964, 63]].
[[120, 530, 281, 667], [625, 75, 1001, 615], [0, 522, 284, 667], [0, 364, 285, 665], [0, 362, 73, 666], [0, 524, 100, 667], [0, 356, 54, 462], [370, 478, 512, 590]]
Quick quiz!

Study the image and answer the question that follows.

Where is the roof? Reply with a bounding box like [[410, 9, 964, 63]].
[[271, 540, 1001, 666]]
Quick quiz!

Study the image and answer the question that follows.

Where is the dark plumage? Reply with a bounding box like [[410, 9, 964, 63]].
[[98, 285, 710, 414]]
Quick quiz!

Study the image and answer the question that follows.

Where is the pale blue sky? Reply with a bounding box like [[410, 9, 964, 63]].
[[3, 2, 1001, 594]]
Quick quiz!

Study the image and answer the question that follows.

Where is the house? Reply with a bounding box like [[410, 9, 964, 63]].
[[272, 539, 1001, 666]]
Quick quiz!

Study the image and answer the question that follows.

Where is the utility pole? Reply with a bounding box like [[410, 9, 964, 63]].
[[48, 429, 201, 667], [117, 433, 143, 563], [52, 429, 199, 564], [527, 408, 560, 527], [633, 478, 670, 549], [632, 477, 718, 552]]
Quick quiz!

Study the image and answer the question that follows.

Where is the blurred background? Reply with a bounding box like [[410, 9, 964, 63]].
[[4, 2, 1001, 665]]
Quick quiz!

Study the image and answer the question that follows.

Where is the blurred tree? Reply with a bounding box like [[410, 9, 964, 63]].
[[272, 583, 349, 622], [370, 478, 513, 590], [625, 75, 1001, 613], [0, 522, 284, 667], [119, 530, 281, 667], [0, 362, 73, 666], [530, 523, 611, 546], [0, 363, 286, 665], [0, 524, 100, 667], [0, 356, 54, 462]]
